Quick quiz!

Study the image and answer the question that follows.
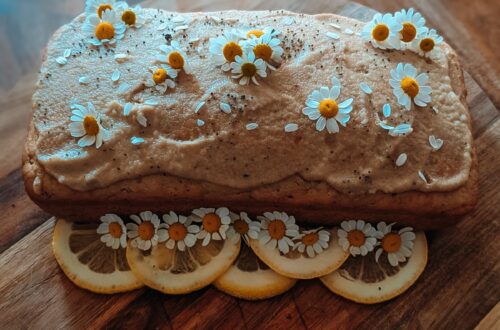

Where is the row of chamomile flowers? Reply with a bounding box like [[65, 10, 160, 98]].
[[361, 8, 443, 59], [98, 208, 416, 267]]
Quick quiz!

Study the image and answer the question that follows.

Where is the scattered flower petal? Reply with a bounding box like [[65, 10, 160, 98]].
[[220, 102, 231, 114], [56, 57, 68, 65], [111, 69, 121, 82], [246, 122, 258, 130], [284, 123, 298, 132], [395, 153, 407, 167], [131, 136, 145, 145], [429, 135, 444, 150], [359, 82, 373, 94], [326, 32, 340, 39]]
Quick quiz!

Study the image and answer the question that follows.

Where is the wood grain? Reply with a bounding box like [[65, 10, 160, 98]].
[[0, 1, 498, 329]]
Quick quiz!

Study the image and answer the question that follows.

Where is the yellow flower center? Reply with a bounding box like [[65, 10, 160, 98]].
[[347, 230, 365, 247], [253, 44, 273, 61], [401, 77, 420, 99], [246, 29, 264, 38], [319, 99, 339, 118], [382, 233, 402, 253], [95, 22, 115, 41], [400, 22, 417, 42], [233, 219, 249, 235], [168, 51, 185, 69], [121, 9, 136, 26], [152, 68, 168, 84], [97, 4, 113, 18], [302, 232, 319, 246], [222, 41, 243, 62], [419, 38, 435, 52], [241, 62, 257, 77], [108, 222, 123, 238], [372, 24, 389, 42], [138, 221, 155, 241], [202, 213, 221, 233], [83, 115, 99, 135], [168, 223, 187, 241], [268, 220, 286, 240]]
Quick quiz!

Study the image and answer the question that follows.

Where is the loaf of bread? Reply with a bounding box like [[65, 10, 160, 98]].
[[23, 8, 478, 229]]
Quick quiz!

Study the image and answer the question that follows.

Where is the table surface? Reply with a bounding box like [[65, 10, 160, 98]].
[[0, 1, 499, 329]]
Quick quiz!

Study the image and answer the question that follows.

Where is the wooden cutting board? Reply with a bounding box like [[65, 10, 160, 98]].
[[0, 1, 499, 329]]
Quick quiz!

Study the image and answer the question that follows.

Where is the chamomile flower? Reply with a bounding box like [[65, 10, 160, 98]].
[[190, 207, 232, 246], [374, 222, 416, 267], [258, 211, 299, 254], [157, 40, 192, 73], [294, 228, 330, 258], [69, 102, 110, 149], [390, 63, 432, 110], [97, 214, 127, 249], [410, 28, 443, 59], [209, 30, 244, 71], [82, 9, 126, 47], [360, 13, 402, 49], [85, 0, 119, 17], [394, 8, 426, 45], [302, 76, 353, 134], [337, 220, 378, 256], [158, 211, 200, 251], [144, 65, 177, 93], [243, 34, 283, 70], [126, 211, 161, 251], [226, 212, 261, 244], [230, 51, 267, 85], [243, 27, 280, 39], [115, 2, 146, 29]]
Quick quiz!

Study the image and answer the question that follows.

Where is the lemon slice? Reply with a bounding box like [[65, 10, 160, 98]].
[[321, 232, 428, 304], [126, 236, 240, 294], [248, 228, 349, 279], [52, 218, 143, 294], [214, 242, 296, 300]]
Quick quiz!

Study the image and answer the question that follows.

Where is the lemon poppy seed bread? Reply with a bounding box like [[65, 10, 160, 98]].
[[23, 9, 478, 229]]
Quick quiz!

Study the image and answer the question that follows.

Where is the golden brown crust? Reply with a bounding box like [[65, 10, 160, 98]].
[[23, 25, 478, 230]]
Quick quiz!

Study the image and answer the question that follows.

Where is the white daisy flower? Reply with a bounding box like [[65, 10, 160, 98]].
[[360, 13, 402, 49], [209, 30, 244, 71], [126, 211, 161, 251], [144, 65, 177, 93], [243, 27, 280, 39], [410, 28, 443, 59], [82, 9, 126, 47], [158, 211, 200, 251], [374, 222, 416, 267], [69, 101, 110, 149], [85, 0, 119, 17], [258, 211, 299, 254], [115, 2, 146, 29], [337, 220, 378, 257], [394, 8, 426, 46], [302, 76, 353, 134], [97, 214, 127, 249], [190, 207, 231, 246], [390, 63, 432, 110], [230, 51, 267, 85], [226, 212, 261, 244], [293, 227, 330, 258], [157, 40, 192, 73], [242, 34, 283, 70]]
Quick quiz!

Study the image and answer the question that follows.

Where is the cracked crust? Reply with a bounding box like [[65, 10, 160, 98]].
[[22, 18, 478, 230]]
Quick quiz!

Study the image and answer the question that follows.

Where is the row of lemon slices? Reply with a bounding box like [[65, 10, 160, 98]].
[[52, 218, 427, 303]]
